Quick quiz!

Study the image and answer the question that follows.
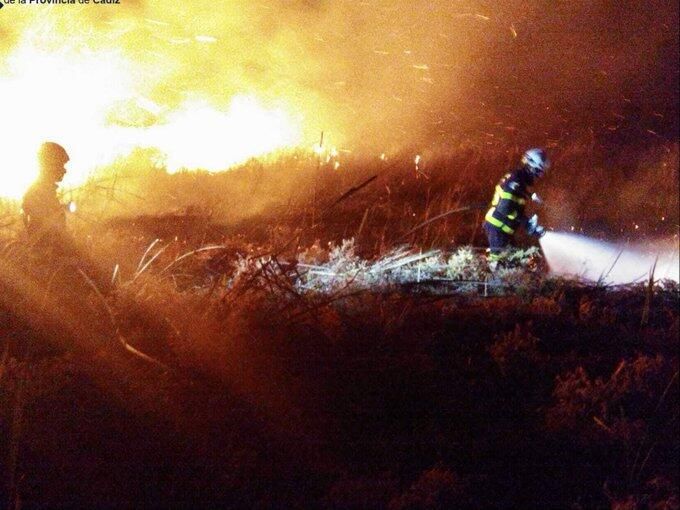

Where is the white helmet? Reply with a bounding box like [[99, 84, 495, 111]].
[[521, 148, 550, 177]]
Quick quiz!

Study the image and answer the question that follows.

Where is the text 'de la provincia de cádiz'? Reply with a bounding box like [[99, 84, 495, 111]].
[[1, 0, 120, 6]]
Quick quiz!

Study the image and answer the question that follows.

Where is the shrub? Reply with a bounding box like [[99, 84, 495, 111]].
[[488, 323, 547, 375]]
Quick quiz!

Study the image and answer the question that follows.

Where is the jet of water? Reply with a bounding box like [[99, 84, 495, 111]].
[[540, 232, 679, 285]]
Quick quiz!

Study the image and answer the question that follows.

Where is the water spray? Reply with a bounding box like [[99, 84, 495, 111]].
[[540, 231, 679, 285]]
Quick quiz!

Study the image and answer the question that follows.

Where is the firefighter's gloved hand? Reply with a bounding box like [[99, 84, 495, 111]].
[[526, 214, 545, 238], [531, 192, 543, 204]]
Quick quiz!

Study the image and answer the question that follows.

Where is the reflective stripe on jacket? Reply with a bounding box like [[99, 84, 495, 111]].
[[484, 170, 530, 235]]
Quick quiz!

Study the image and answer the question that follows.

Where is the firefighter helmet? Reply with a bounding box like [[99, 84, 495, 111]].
[[521, 148, 550, 177], [37, 142, 69, 180], [38, 142, 70, 167]]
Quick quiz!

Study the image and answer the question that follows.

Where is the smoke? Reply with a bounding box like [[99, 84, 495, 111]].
[[540, 232, 679, 285], [1, 1, 677, 150], [0, 0, 677, 231]]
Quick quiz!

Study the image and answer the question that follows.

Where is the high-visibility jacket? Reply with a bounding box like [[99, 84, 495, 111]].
[[484, 168, 533, 235]]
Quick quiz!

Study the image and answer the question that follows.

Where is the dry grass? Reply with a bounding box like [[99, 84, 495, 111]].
[[0, 137, 678, 507]]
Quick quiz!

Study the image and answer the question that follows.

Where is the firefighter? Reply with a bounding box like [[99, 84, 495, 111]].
[[22, 142, 114, 294], [22, 142, 75, 256], [483, 148, 548, 264]]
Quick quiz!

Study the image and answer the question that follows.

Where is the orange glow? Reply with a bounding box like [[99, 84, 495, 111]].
[[0, 21, 302, 199], [0, 39, 134, 199], [147, 96, 301, 174]]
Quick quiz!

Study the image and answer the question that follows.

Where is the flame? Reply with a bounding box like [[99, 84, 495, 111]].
[[0, 40, 134, 199], [146, 96, 301, 174], [0, 23, 302, 200]]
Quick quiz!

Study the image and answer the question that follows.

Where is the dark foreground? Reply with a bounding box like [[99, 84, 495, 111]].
[[0, 241, 677, 509]]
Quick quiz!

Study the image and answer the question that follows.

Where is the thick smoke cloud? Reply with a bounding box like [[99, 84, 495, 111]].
[[0, 0, 677, 149]]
